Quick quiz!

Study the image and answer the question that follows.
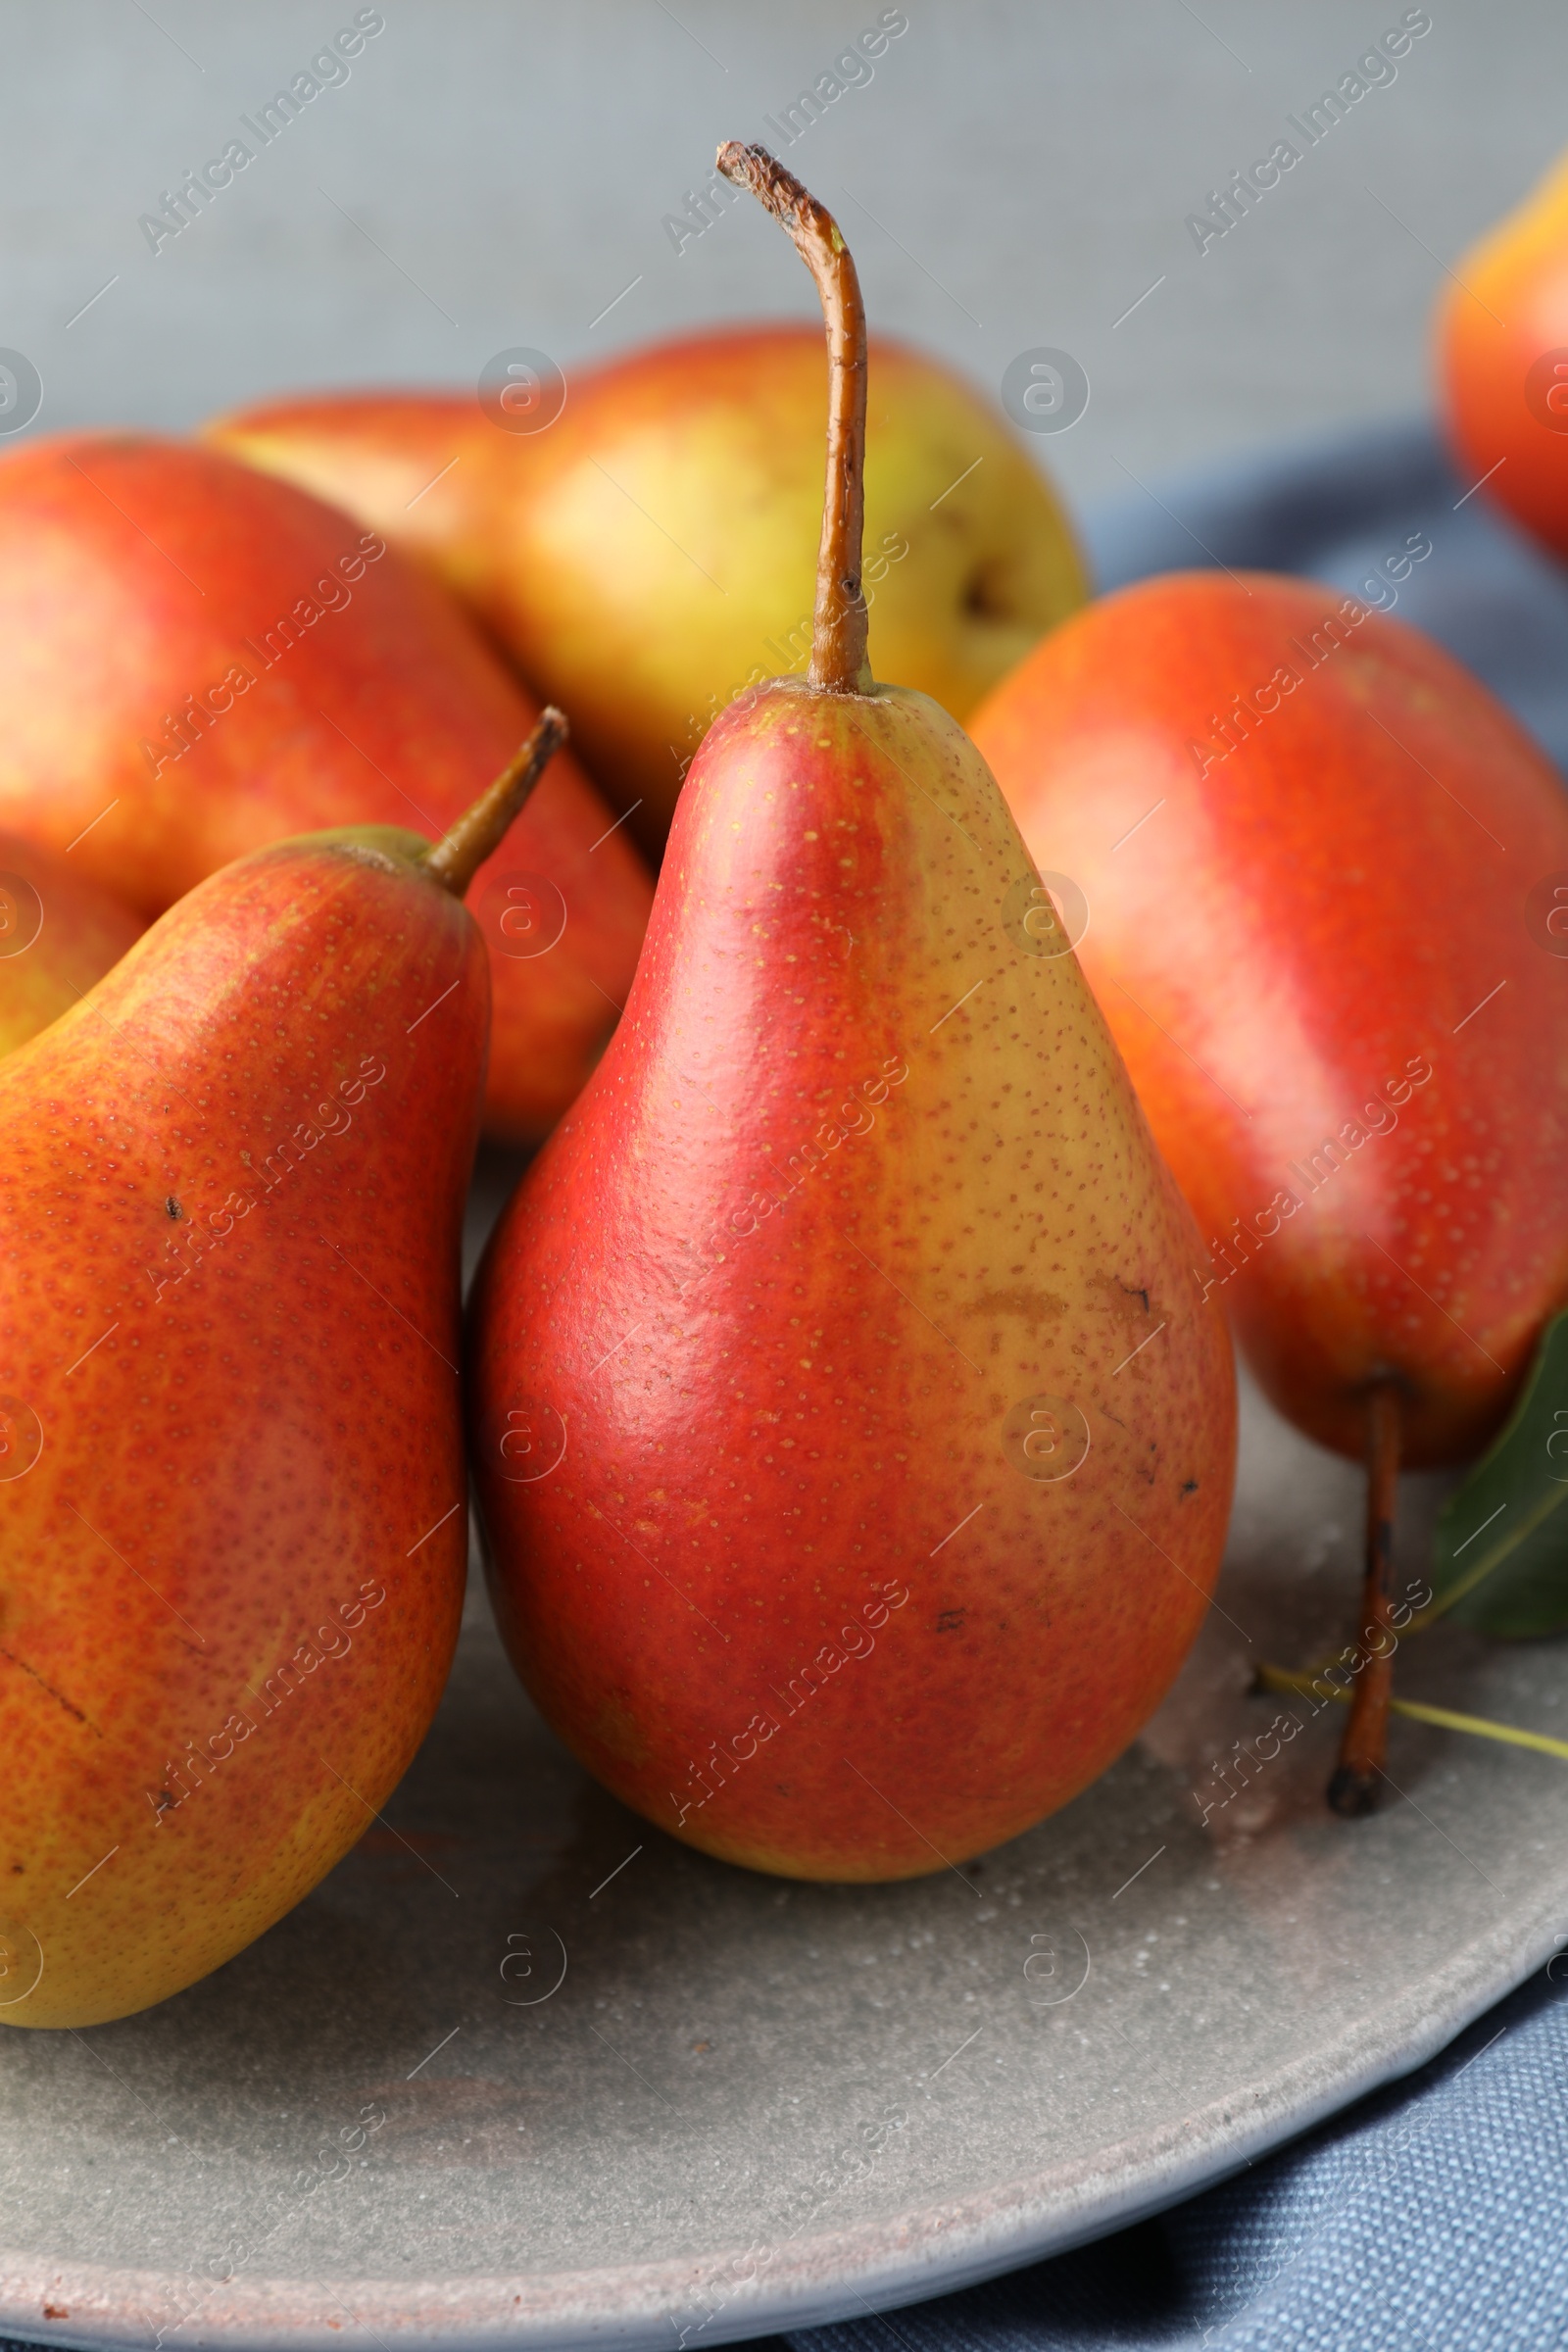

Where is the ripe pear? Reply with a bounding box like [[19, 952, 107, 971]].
[[0, 434, 651, 1142], [467, 152, 1233, 1883], [1437, 147, 1568, 562], [972, 571, 1568, 1465], [971, 570, 1568, 1807], [0, 832, 145, 1059], [0, 714, 564, 2028], [204, 326, 1089, 862]]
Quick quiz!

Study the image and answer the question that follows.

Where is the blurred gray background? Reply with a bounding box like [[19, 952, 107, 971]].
[[5, 0, 1564, 516]]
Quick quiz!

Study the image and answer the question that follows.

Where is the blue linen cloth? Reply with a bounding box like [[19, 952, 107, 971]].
[[787, 1966, 1568, 2352], [1083, 415, 1568, 775], [785, 418, 1568, 2352]]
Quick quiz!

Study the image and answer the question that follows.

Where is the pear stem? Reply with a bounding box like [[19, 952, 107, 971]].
[[716, 141, 871, 696], [1327, 1380, 1402, 1818], [424, 709, 568, 899]]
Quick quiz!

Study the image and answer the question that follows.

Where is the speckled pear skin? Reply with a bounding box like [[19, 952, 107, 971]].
[[468, 679, 1236, 1882], [0, 828, 481, 2027]]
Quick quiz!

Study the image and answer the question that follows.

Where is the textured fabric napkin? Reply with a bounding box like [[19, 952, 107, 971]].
[[784, 418, 1568, 2352], [1085, 416, 1568, 775], [789, 1965, 1568, 2351]]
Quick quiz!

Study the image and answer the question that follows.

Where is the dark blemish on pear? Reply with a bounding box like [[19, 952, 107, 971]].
[[1090, 1271, 1152, 1321], [165, 1197, 182, 1219], [936, 1609, 966, 1633]]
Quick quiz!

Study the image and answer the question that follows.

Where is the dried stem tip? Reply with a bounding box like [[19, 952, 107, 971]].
[[425, 709, 568, 898], [716, 141, 870, 697]]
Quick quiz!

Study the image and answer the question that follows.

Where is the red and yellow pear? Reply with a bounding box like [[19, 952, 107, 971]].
[[0, 715, 564, 2027], [466, 152, 1233, 1882], [971, 570, 1568, 1806], [1438, 146, 1568, 561], [0, 434, 651, 1141]]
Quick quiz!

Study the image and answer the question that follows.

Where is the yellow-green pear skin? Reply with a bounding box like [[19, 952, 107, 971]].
[[205, 327, 1089, 860]]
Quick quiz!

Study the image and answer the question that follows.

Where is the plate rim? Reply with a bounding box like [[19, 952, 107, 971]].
[[1, 1897, 1555, 2352]]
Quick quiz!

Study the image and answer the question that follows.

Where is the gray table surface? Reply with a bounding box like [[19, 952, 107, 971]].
[[3, 0, 1560, 508]]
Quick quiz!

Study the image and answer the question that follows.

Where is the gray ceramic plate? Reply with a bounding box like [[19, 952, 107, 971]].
[[2, 1168, 1563, 2351]]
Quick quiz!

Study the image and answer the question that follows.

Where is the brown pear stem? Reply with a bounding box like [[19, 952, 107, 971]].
[[1327, 1380, 1402, 1817], [424, 709, 568, 898], [716, 141, 870, 695]]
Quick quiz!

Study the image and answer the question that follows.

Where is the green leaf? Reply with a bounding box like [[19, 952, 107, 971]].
[[1429, 1310, 1568, 1638]]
